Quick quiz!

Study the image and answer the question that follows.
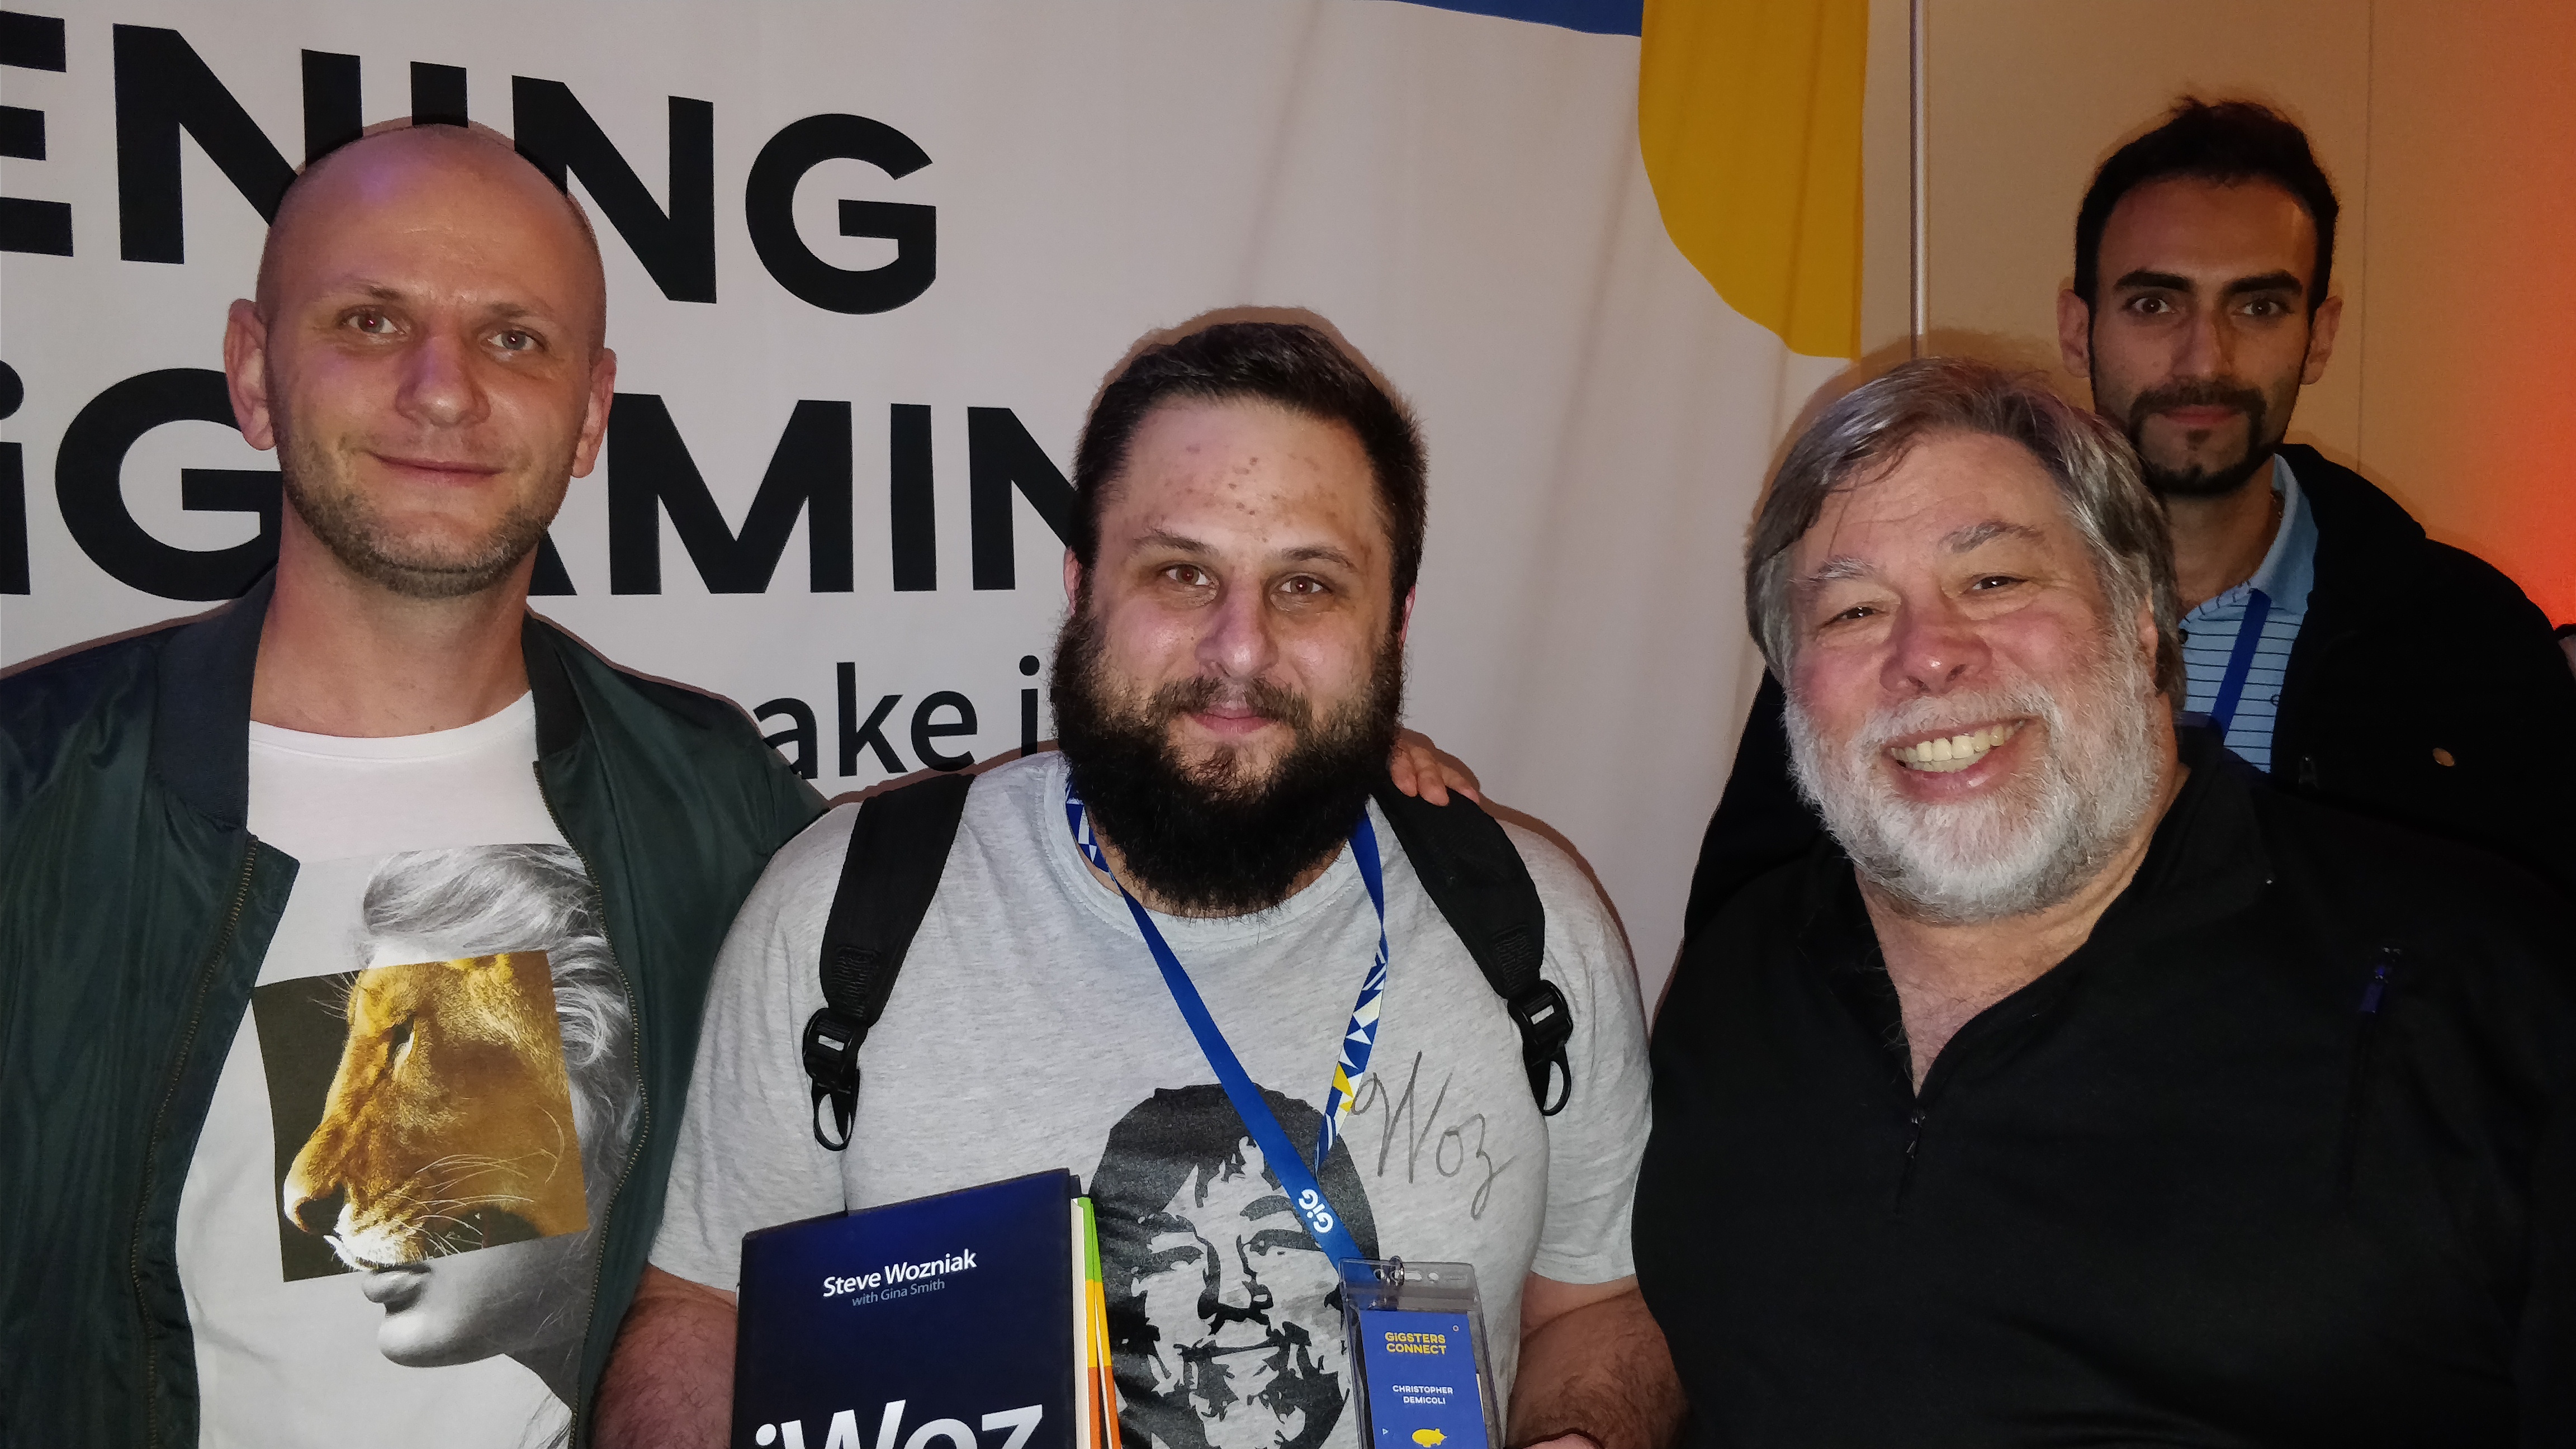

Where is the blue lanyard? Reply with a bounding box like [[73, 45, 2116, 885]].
[[2207, 586, 2274, 735], [1065, 779, 1384, 1267]]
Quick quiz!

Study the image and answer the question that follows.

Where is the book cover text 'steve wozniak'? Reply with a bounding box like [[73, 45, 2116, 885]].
[[733, 1170, 1083, 1449]]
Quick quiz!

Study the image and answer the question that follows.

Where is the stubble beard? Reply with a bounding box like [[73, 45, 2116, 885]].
[[1785, 627, 2165, 926], [276, 409, 569, 601], [2103, 358, 2296, 503], [1049, 603, 1405, 917]]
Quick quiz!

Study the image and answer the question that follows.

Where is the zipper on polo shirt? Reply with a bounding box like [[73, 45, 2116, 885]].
[[2337, 948, 2399, 1199], [1896, 1105, 1928, 1210], [1896, 1017, 1966, 1214]]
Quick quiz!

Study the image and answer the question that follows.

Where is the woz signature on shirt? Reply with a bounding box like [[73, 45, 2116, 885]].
[[1346, 1051, 1516, 1219]]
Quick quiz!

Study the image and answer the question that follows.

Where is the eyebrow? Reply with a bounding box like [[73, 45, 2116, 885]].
[[1941, 520, 2043, 552], [326, 281, 552, 321], [1134, 533, 1359, 571], [1796, 520, 2038, 590], [2112, 267, 2305, 298], [2221, 270, 2305, 299], [1798, 555, 1878, 590], [1279, 544, 1359, 570]]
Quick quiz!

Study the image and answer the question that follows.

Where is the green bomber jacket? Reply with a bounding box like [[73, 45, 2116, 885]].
[[0, 575, 823, 1445]]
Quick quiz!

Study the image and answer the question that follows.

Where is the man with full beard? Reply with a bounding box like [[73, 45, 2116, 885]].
[[1632, 358, 2576, 1445], [608, 322, 1677, 1449], [1683, 99, 2576, 927]]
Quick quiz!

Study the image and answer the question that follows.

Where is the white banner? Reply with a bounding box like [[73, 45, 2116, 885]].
[[0, 0, 1836, 995]]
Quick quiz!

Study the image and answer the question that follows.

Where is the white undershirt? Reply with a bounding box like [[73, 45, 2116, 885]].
[[246, 693, 562, 859]]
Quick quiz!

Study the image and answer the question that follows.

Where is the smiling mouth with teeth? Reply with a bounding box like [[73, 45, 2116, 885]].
[[1890, 720, 2024, 774]]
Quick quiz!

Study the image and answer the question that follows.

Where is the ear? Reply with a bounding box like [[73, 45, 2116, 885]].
[[2133, 591, 2164, 689], [2056, 287, 2094, 381], [1062, 547, 1084, 611], [2300, 293, 2344, 386], [224, 299, 277, 451], [569, 347, 618, 479], [1396, 586, 1416, 647]]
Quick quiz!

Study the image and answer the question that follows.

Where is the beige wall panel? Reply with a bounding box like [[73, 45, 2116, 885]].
[[1859, 0, 1918, 361], [2357, 0, 2576, 624], [1916, 0, 2370, 463]]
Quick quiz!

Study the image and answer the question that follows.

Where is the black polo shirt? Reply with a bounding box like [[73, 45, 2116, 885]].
[[1634, 730, 2576, 1447]]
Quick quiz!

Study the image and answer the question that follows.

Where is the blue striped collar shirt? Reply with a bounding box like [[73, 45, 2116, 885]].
[[2176, 455, 2320, 773]]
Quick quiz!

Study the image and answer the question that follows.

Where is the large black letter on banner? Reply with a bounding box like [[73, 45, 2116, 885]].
[[299, 51, 361, 162], [2, 11, 73, 257], [55, 369, 278, 600], [911, 691, 976, 771], [411, 63, 467, 129], [888, 402, 935, 591], [114, 25, 296, 263], [967, 408, 1073, 590], [512, 80, 714, 303], [837, 665, 903, 776], [607, 395, 852, 594], [745, 114, 934, 315], [1, 359, 25, 592], [758, 697, 818, 780]]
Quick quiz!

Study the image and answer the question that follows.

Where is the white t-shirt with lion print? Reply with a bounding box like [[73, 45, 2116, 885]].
[[176, 695, 639, 1449]]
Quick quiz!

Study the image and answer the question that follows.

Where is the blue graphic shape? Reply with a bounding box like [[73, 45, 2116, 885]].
[[1382, 0, 1644, 37]]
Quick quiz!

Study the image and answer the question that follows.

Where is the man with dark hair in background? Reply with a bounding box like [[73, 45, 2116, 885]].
[[1684, 98, 2576, 932], [604, 321, 1676, 1449], [0, 123, 823, 1446], [1636, 357, 2576, 1444]]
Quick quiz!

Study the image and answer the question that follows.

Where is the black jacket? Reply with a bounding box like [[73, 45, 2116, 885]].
[[0, 578, 823, 1446], [1681, 445, 2576, 939], [1637, 728, 2576, 1446]]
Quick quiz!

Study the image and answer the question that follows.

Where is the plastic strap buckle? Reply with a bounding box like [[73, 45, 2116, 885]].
[[1508, 981, 1574, 1115], [802, 1007, 863, 1150]]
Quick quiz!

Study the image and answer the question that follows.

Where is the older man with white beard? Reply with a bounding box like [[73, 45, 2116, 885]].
[[1631, 358, 2576, 1447]]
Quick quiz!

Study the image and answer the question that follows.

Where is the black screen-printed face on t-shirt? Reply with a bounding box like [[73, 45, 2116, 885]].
[[1092, 1083, 1381, 1449]]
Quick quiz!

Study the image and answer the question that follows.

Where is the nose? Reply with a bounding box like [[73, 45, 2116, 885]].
[[285, 1181, 344, 1238], [1880, 594, 1990, 699], [2175, 302, 2233, 380], [396, 329, 490, 430], [1196, 1234, 1276, 1326], [1194, 576, 1279, 684]]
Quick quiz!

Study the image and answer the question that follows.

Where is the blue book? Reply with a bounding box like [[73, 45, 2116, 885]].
[[733, 1169, 1097, 1449]]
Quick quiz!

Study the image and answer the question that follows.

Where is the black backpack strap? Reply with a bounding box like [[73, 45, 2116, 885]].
[[803, 772, 974, 1149], [1367, 778, 1571, 1114]]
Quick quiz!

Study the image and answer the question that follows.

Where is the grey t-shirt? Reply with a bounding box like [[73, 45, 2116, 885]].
[[653, 751, 1650, 1442]]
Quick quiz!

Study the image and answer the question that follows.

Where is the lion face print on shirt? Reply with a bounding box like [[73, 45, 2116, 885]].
[[247, 845, 636, 1400]]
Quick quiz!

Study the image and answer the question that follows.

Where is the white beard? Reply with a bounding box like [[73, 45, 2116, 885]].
[[1785, 632, 2166, 926]]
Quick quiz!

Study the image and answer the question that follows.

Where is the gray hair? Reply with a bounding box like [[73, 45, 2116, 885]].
[[1745, 357, 2181, 697]]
